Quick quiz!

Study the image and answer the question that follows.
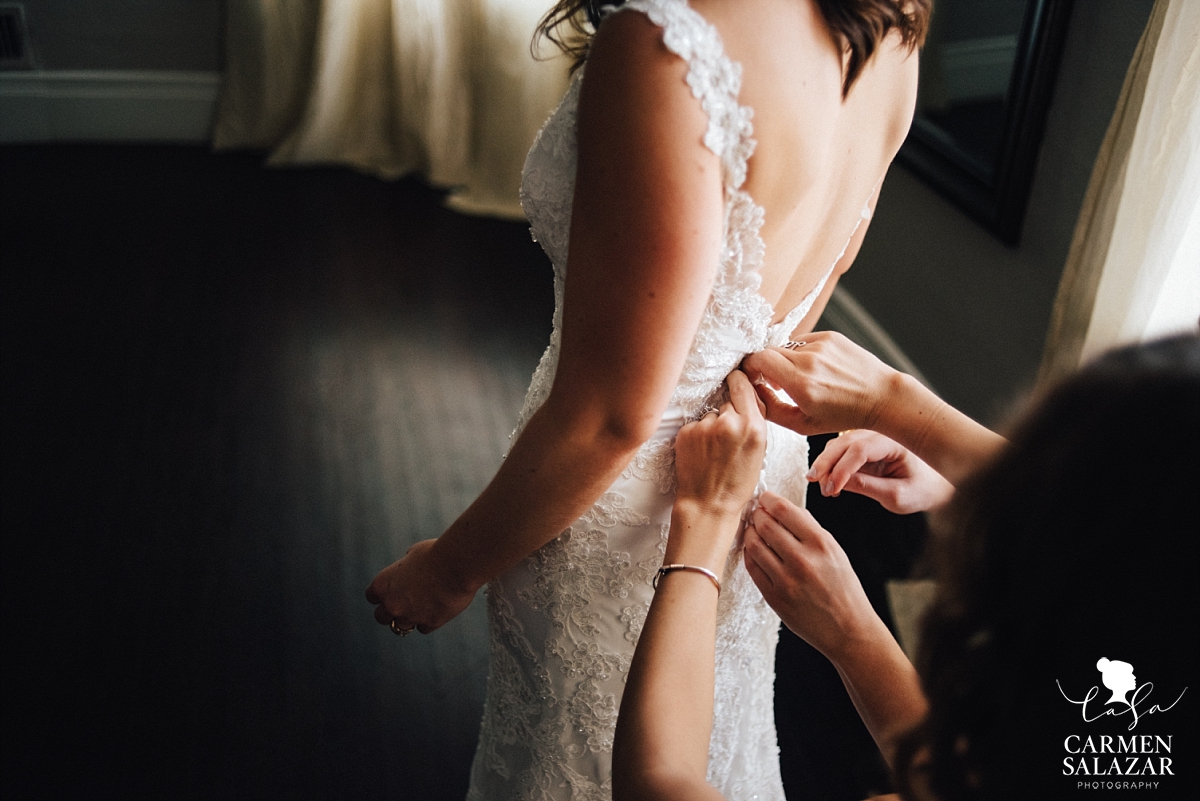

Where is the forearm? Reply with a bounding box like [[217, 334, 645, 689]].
[[612, 504, 737, 801], [431, 398, 647, 592], [873, 373, 1005, 485], [828, 619, 928, 768], [745, 492, 927, 768]]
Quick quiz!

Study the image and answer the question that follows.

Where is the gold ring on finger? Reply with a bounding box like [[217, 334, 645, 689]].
[[390, 620, 415, 637]]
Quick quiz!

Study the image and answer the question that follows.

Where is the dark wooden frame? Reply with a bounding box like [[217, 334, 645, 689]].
[[897, 0, 1075, 246]]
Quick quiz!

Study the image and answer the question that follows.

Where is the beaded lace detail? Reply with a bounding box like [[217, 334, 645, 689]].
[[468, 1, 870, 798]]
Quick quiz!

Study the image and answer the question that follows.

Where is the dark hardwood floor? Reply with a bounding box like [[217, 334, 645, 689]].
[[1, 145, 923, 801]]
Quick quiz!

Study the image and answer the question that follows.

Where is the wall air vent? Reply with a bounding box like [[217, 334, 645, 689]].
[[0, 4, 34, 70]]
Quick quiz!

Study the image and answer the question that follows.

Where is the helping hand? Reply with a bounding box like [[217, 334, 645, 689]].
[[664, 370, 768, 570], [743, 492, 888, 661], [674, 369, 768, 516], [365, 539, 477, 635], [808, 430, 954, 514], [741, 332, 900, 435]]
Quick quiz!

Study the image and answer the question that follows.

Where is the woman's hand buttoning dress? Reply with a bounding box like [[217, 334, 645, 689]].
[[366, 1, 928, 798]]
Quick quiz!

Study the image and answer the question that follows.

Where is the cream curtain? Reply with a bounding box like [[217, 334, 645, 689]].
[[1040, 0, 1200, 383], [213, 0, 570, 218]]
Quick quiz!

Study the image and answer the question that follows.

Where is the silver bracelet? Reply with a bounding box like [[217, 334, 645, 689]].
[[653, 564, 721, 594]]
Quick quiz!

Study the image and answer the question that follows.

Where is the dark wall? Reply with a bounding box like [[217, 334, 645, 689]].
[[842, 0, 1156, 425], [22, 0, 222, 71], [938, 0, 1028, 41]]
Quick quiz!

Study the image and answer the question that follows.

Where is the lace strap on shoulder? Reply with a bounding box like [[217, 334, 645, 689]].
[[610, 0, 755, 189]]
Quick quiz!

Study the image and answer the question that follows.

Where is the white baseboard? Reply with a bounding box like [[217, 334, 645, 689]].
[[823, 286, 933, 390], [0, 70, 221, 144]]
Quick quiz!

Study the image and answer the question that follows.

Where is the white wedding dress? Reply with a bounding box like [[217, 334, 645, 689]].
[[466, 1, 872, 798]]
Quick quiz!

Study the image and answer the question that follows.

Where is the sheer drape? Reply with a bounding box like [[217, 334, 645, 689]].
[[1040, 0, 1200, 382], [214, 0, 569, 218]]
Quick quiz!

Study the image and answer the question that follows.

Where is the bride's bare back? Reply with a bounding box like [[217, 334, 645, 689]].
[[569, 0, 918, 363], [701, 0, 918, 320]]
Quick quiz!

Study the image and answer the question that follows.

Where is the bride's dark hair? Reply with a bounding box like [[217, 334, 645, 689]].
[[534, 0, 932, 96]]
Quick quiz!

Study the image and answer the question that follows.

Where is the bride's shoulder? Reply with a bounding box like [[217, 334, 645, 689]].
[[690, 0, 838, 50], [587, 4, 685, 79], [580, 7, 703, 133]]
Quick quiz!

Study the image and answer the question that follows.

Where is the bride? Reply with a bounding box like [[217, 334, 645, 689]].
[[366, 0, 929, 797]]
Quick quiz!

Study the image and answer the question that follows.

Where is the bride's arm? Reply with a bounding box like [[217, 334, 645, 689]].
[[367, 12, 725, 632]]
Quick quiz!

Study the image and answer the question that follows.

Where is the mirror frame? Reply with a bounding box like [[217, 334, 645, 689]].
[[897, 0, 1075, 246]]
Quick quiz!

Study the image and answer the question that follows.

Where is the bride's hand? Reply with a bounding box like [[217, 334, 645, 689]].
[[741, 331, 901, 435], [365, 539, 476, 635], [808, 430, 954, 514], [674, 370, 768, 517]]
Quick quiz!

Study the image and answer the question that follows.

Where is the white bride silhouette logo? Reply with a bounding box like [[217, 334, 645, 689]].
[[1097, 658, 1138, 706], [1058, 657, 1187, 731]]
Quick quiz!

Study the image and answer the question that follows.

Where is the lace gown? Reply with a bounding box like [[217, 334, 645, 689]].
[[466, 1, 871, 798]]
